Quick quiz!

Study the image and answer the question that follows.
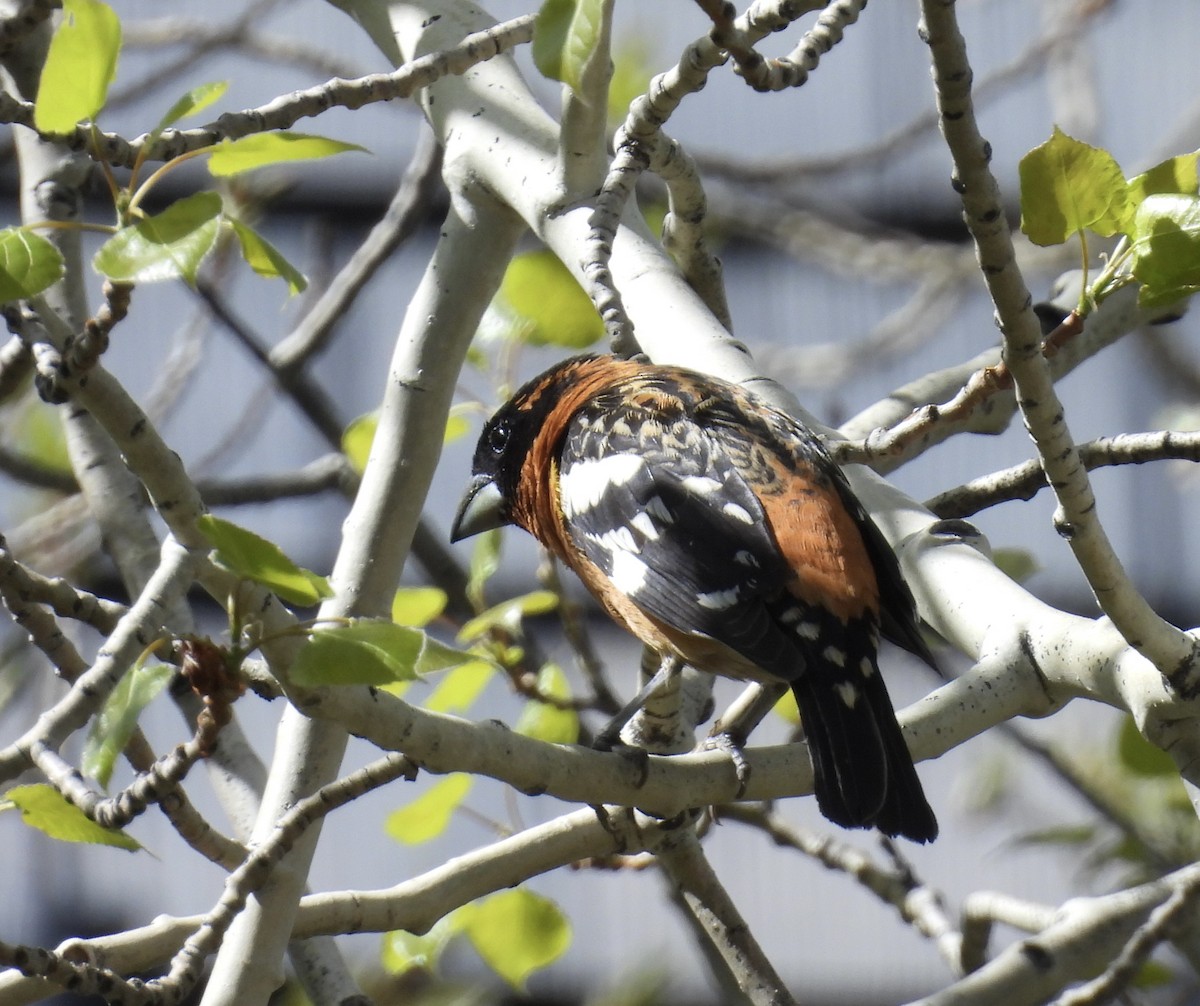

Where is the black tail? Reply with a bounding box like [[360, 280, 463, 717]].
[[791, 658, 937, 844]]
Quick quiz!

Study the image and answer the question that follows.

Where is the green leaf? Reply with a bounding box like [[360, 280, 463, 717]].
[[1019, 127, 1129, 246], [1133, 959, 1174, 989], [33, 0, 121, 135], [993, 548, 1040, 584], [341, 412, 377, 475], [466, 529, 502, 611], [773, 687, 799, 726], [1117, 716, 1178, 777], [498, 249, 604, 348], [207, 132, 368, 177], [424, 660, 495, 714], [1127, 153, 1200, 206], [342, 409, 469, 475], [381, 914, 465, 975], [227, 218, 307, 295], [533, 0, 604, 93], [414, 636, 482, 677], [93, 191, 222, 286], [385, 774, 472, 845], [154, 80, 228, 134], [82, 658, 173, 787], [292, 620, 426, 687], [4, 784, 140, 851], [198, 513, 332, 607], [1131, 193, 1200, 308], [515, 664, 578, 744], [392, 587, 448, 627], [462, 889, 572, 990], [443, 404, 472, 445], [458, 591, 559, 644], [0, 228, 65, 302], [607, 38, 654, 130]]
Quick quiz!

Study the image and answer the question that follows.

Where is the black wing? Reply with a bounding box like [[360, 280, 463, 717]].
[[558, 396, 802, 680]]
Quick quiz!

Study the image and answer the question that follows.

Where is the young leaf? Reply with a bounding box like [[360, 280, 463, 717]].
[[198, 513, 332, 607], [82, 659, 173, 787], [93, 191, 223, 286], [227, 218, 307, 295], [154, 80, 229, 134], [1131, 193, 1200, 308], [381, 914, 465, 975], [391, 587, 448, 627], [608, 38, 654, 130], [1019, 127, 1129, 246], [515, 663, 579, 744], [207, 132, 368, 177], [466, 529, 502, 611], [33, 0, 121, 135], [423, 660, 495, 714], [457, 590, 559, 644], [533, 0, 604, 93], [413, 635, 482, 677], [498, 249, 604, 348], [4, 784, 141, 851], [291, 620, 426, 687], [341, 412, 377, 474], [1117, 716, 1178, 778], [385, 774, 472, 845], [0, 228, 65, 302], [462, 888, 572, 990], [1127, 152, 1200, 206]]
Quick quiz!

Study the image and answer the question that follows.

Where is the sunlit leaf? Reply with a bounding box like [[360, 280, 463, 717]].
[[1019, 127, 1129, 245], [466, 529, 502, 611], [1131, 193, 1200, 308], [1117, 716, 1178, 778], [462, 888, 572, 990], [4, 784, 140, 850], [1127, 152, 1200, 207], [82, 658, 173, 787], [993, 548, 1039, 584], [0, 228, 64, 302], [227, 218, 307, 295], [458, 590, 559, 643], [385, 774, 472, 845], [392, 587, 448, 627], [154, 80, 228, 134], [381, 914, 465, 975], [198, 513, 332, 607], [424, 660, 495, 714], [292, 620, 425, 687], [208, 132, 368, 177], [533, 0, 604, 94], [773, 687, 799, 726], [515, 663, 578, 744], [497, 249, 604, 348], [341, 412, 376, 475], [607, 38, 654, 129], [93, 191, 222, 286], [34, 0, 121, 135]]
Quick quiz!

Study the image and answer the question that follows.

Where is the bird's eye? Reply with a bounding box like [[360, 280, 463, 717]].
[[487, 418, 511, 456]]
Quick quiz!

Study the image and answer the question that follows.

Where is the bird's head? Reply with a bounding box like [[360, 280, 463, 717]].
[[450, 355, 600, 543]]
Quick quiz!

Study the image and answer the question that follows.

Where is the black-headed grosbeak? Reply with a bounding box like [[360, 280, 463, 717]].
[[450, 355, 937, 842]]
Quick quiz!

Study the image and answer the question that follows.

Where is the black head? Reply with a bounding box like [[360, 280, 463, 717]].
[[450, 355, 600, 542]]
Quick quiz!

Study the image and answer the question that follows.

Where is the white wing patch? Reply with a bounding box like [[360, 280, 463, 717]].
[[609, 550, 650, 594], [697, 587, 740, 610], [680, 475, 723, 497], [722, 502, 755, 524], [629, 511, 661, 540], [835, 682, 861, 708], [560, 454, 648, 518]]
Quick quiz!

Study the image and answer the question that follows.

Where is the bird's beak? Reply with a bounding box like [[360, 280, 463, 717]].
[[450, 475, 509, 542]]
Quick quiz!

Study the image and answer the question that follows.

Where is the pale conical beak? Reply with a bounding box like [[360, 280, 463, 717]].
[[450, 475, 510, 542]]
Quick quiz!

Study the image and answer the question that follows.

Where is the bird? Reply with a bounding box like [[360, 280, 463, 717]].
[[450, 354, 938, 842]]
